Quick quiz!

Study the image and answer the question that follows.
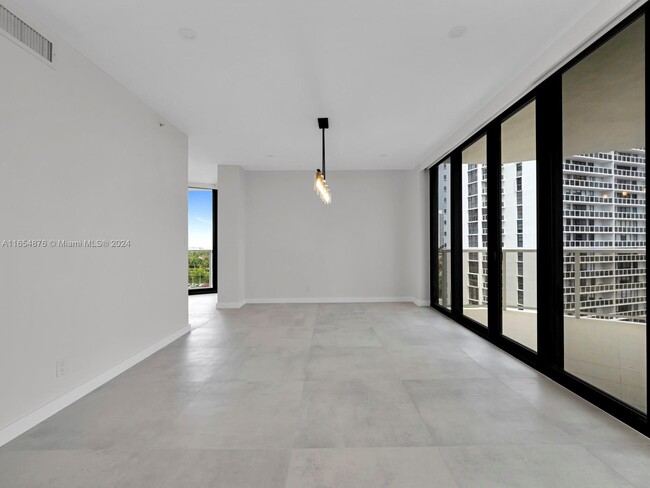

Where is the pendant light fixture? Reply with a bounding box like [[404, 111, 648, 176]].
[[314, 117, 332, 204]]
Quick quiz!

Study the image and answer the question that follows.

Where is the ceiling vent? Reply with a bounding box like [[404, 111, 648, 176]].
[[0, 4, 53, 62]]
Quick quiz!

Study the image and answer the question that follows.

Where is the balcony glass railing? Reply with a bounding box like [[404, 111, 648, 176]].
[[440, 248, 647, 324], [188, 249, 213, 289]]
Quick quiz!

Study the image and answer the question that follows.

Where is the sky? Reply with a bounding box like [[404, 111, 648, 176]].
[[188, 189, 213, 250]]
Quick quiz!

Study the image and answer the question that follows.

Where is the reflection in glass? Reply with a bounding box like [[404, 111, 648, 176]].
[[562, 15, 646, 411], [437, 160, 451, 308], [501, 101, 538, 351], [462, 135, 488, 326]]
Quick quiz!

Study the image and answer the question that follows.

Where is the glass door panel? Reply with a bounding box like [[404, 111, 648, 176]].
[[462, 135, 488, 326], [562, 15, 646, 412], [436, 160, 452, 309], [501, 101, 538, 351]]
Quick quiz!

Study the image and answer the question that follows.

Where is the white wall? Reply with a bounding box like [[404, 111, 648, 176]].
[[217, 167, 429, 307], [217, 165, 247, 306], [0, 5, 188, 442]]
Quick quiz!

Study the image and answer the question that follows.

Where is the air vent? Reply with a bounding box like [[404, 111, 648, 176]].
[[0, 4, 53, 62]]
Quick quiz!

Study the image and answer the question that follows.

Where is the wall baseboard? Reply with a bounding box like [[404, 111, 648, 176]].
[[240, 297, 430, 307], [0, 325, 190, 448], [216, 299, 247, 309]]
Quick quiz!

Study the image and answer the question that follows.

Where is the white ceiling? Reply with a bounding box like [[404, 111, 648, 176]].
[[13, 0, 633, 182]]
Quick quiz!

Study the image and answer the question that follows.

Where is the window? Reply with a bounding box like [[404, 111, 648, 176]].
[[188, 188, 216, 293]]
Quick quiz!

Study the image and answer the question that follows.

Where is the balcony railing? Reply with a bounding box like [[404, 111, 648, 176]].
[[563, 210, 613, 218], [563, 194, 612, 204], [436, 248, 646, 324], [614, 198, 645, 205], [614, 168, 645, 177], [564, 225, 613, 233], [563, 162, 612, 175], [188, 249, 214, 290], [563, 179, 613, 189]]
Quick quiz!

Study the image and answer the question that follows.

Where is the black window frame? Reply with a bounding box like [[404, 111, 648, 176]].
[[188, 188, 218, 295]]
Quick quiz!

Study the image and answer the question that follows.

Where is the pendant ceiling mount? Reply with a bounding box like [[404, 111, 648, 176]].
[[314, 117, 332, 204]]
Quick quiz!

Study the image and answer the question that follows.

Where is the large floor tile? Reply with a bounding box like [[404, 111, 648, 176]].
[[0, 449, 137, 488], [306, 346, 399, 380], [500, 377, 650, 445], [294, 380, 432, 448], [243, 325, 313, 348], [587, 444, 650, 488], [210, 346, 309, 381], [120, 345, 234, 382], [6, 378, 205, 450], [404, 379, 574, 446], [373, 324, 446, 347], [168, 323, 254, 350], [114, 449, 289, 488], [459, 342, 540, 378], [386, 344, 494, 380], [311, 326, 383, 347], [440, 444, 634, 488], [285, 447, 458, 488], [158, 381, 303, 449]]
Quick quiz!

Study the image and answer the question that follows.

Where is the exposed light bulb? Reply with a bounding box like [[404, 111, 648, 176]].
[[314, 170, 331, 204]]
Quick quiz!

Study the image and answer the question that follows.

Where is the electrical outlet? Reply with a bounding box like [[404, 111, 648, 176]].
[[56, 359, 65, 377]]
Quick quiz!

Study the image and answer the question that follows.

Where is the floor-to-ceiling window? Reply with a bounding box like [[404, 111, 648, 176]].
[[462, 135, 488, 326], [501, 101, 538, 351], [430, 6, 647, 434], [188, 188, 217, 294], [562, 15, 646, 412]]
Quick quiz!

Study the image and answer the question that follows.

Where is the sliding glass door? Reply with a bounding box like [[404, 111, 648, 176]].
[[461, 136, 488, 326], [429, 6, 647, 435], [436, 160, 452, 309], [501, 101, 538, 351], [562, 15, 646, 412]]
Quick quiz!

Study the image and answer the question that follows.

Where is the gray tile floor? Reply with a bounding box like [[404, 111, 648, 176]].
[[2, 296, 650, 487]]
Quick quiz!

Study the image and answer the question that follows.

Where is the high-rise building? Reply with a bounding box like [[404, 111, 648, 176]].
[[562, 149, 646, 322], [460, 149, 645, 323]]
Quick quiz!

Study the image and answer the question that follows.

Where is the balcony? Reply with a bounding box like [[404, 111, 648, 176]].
[[563, 210, 613, 218], [614, 227, 645, 233], [563, 179, 612, 189], [615, 212, 646, 219], [438, 248, 646, 410], [614, 197, 645, 205], [563, 194, 612, 204], [564, 225, 613, 233], [563, 241, 614, 248], [614, 183, 645, 192], [614, 168, 645, 177], [563, 162, 612, 175]]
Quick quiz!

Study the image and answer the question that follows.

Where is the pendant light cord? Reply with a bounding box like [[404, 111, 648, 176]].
[[322, 128, 326, 179]]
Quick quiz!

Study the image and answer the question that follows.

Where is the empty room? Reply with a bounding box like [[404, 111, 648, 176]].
[[1, 0, 649, 486]]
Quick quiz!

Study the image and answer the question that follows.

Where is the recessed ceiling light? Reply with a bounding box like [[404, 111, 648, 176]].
[[448, 25, 468, 39], [178, 27, 197, 40]]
